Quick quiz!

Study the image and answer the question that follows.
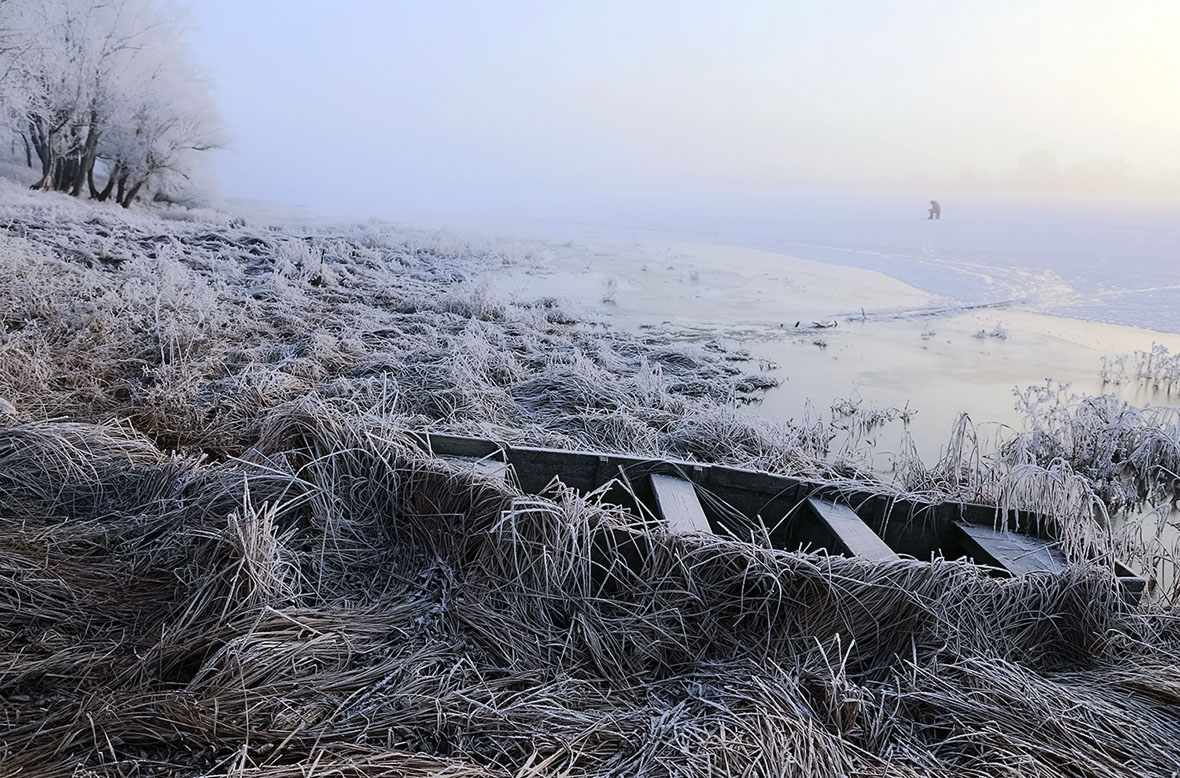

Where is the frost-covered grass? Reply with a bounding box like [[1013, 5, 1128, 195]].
[[2, 401, 1179, 777], [2, 179, 1176, 574], [4, 178, 1178, 591], [972, 322, 1009, 339], [830, 396, 916, 435], [1101, 343, 1180, 394], [895, 380, 1180, 602], [1005, 382, 1180, 517], [5, 180, 1180, 775], [1002, 383, 1180, 599], [0, 178, 834, 475]]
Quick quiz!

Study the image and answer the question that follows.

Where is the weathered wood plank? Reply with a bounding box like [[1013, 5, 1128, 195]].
[[439, 456, 509, 481], [805, 498, 897, 560], [650, 474, 712, 535], [709, 465, 802, 495], [406, 432, 1145, 593], [1114, 561, 1145, 602], [953, 521, 1066, 575], [424, 432, 504, 459], [506, 446, 600, 492]]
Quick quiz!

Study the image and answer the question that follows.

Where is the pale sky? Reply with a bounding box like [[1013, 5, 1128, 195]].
[[185, 1, 1180, 210]]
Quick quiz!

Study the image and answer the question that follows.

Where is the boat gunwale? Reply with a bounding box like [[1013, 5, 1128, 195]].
[[409, 431, 1145, 598]]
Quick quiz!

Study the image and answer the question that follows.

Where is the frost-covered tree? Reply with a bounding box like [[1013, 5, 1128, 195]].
[[0, 0, 221, 206], [86, 9, 222, 206]]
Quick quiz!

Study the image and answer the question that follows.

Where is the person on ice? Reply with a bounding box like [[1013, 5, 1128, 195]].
[[928, 200, 941, 219]]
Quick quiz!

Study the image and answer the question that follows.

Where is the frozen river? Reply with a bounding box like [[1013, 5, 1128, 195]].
[[417, 188, 1180, 465], [384, 189, 1180, 335]]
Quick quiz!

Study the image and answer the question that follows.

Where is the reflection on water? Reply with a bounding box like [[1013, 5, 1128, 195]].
[[753, 325, 1180, 469]]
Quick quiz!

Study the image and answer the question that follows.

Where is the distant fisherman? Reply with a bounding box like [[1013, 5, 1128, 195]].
[[928, 200, 941, 220]]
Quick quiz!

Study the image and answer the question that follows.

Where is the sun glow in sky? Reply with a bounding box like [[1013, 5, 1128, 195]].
[[186, 1, 1180, 209]]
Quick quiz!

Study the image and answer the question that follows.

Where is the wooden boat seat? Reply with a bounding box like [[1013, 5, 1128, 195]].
[[412, 431, 1148, 601], [953, 521, 1066, 575], [441, 456, 509, 481], [804, 498, 898, 561], [649, 474, 712, 535]]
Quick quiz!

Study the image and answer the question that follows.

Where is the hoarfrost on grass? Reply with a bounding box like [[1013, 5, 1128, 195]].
[[1101, 343, 1180, 394], [3, 177, 1179, 600], [4, 176, 1180, 776]]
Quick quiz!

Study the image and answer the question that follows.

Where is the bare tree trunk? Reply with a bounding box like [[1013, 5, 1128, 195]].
[[115, 174, 127, 205], [29, 121, 56, 190], [70, 112, 100, 197], [89, 165, 118, 202], [58, 158, 79, 191], [33, 155, 56, 191], [53, 159, 69, 190], [22, 134, 32, 168], [121, 179, 145, 208]]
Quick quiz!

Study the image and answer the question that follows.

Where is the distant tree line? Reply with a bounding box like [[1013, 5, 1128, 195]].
[[0, 0, 222, 207]]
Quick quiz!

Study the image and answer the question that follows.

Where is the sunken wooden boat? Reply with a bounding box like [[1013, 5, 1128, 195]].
[[410, 432, 1146, 601]]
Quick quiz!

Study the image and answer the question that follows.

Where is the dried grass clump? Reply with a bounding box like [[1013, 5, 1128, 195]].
[[2, 407, 1178, 776], [1101, 343, 1180, 394], [897, 381, 1180, 604], [1003, 382, 1180, 515], [996, 384, 1180, 599]]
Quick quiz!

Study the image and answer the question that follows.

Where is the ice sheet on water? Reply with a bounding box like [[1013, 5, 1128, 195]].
[[384, 190, 1180, 333]]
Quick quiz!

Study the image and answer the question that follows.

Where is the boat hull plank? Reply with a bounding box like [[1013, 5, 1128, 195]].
[[650, 474, 712, 536], [506, 446, 603, 493], [442, 456, 509, 481], [802, 498, 898, 561], [422, 432, 505, 459], [953, 521, 1066, 576], [408, 431, 1146, 601]]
